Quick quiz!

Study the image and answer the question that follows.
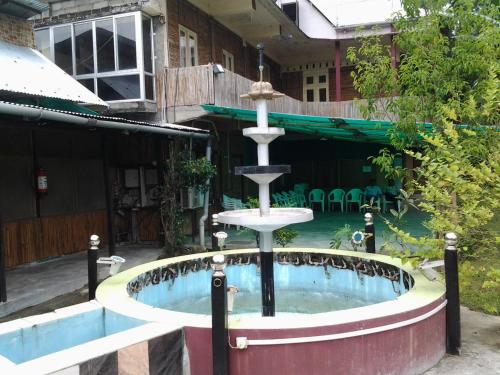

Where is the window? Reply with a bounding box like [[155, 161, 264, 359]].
[[303, 69, 329, 102], [179, 25, 198, 67], [53, 25, 73, 74], [34, 28, 50, 59], [34, 12, 155, 102], [222, 49, 234, 72]]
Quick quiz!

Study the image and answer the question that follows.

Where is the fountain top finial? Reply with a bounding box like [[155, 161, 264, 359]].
[[240, 81, 285, 101]]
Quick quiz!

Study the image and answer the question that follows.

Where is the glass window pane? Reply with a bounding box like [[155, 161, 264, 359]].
[[145, 75, 154, 100], [189, 35, 196, 66], [179, 29, 186, 67], [53, 25, 73, 74], [74, 22, 94, 75], [34, 29, 51, 59], [78, 79, 95, 93], [306, 76, 314, 84], [142, 17, 153, 73], [97, 75, 140, 100], [319, 75, 327, 83], [319, 88, 327, 102], [116, 16, 137, 70], [96, 18, 115, 72], [306, 89, 314, 102]]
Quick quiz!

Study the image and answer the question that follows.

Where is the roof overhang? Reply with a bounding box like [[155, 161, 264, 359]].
[[0, 0, 48, 18], [186, 0, 309, 63], [0, 40, 108, 109], [0, 100, 210, 139]]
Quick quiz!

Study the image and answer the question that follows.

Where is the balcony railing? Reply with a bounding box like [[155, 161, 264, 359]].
[[160, 65, 391, 122]]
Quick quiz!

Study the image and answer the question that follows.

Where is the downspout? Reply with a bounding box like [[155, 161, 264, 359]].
[[199, 137, 212, 249]]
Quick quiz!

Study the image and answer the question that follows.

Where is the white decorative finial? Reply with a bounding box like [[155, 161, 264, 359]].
[[364, 212, 373, 225], [445, 232, 458, 249]]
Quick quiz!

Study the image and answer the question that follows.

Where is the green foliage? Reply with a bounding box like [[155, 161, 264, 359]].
[[348, 0, 500, 313], [179, 157, 217, 193], [329, 224, 352, 249], [273, 228, 299, 248], [246, 196, 260, 208]]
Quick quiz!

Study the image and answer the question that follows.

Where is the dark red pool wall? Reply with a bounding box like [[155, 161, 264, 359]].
[[184, 299, 446, 375]]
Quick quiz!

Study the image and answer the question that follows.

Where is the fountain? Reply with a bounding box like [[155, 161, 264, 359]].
[[0, 48, 447, 374], [216, 44, 313, 316]]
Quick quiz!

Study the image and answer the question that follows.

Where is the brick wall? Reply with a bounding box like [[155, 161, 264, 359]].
[[0, 14, 35, 48], [167, 0, 281, 88]]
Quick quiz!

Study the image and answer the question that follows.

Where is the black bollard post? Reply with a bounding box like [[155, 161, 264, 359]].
[[444, 232, 461, 355], [211, 214, 219, 251], [364, 213, 376, 253], [211, 254, 228, 375], [0, 217, 7, 302], [88, 234, 100, 300]]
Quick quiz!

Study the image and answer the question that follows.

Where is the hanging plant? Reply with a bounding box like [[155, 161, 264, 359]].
[[180, 157, 217, 193]]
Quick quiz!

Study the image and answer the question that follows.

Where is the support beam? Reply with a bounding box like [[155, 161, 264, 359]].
[[102, 134, 115, 256], [335, 41, 341, 102], [0, 216, 6, 302]]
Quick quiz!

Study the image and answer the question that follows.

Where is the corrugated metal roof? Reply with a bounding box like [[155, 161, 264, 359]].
[[0, 40, 109, 108], [0, 0, 48, 18], [1, 100, 209, 133]]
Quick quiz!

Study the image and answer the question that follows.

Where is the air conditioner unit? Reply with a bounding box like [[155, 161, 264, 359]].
[[182, 187, 205, 209]]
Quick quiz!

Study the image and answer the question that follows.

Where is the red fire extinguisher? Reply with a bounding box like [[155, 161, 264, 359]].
[[36, 168, 48, 194]]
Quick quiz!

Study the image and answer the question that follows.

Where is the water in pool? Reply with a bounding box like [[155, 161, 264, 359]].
[[164, 289, 387, 314]]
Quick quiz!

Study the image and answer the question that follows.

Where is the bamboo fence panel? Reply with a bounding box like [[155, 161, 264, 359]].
[[2, 210, 107, 268], [165, 65, 214, 107]]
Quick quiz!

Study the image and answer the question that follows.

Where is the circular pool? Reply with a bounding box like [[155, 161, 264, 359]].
[[97, 249, 446, 375]]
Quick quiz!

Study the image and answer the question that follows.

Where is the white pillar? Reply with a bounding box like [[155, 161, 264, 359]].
[[259, 183, 270, 216], [256, 99, 269, 166], [259, 232, 273, 253]]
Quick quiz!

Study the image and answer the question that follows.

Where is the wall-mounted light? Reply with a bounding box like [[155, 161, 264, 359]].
[[213, 64, 225, 75]]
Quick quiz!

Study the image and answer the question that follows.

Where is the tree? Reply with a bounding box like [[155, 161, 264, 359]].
[[346, 0, 500, 260]]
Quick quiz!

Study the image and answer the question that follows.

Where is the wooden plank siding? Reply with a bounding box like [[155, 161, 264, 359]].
[[163, 65, 393, 121], [2, 210, 107, 268]]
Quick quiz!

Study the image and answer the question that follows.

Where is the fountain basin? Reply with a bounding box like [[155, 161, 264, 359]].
[[216, 208, 313, 232], [96, 248, 446, 375]]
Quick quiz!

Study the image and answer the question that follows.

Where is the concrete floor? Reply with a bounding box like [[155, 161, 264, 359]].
[[0, 243, 164, 318]]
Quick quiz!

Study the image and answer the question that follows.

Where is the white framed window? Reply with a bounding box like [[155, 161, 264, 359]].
[[179, 25, 198, 67], [303, 69, 329, 102], [222, 49, 234, 72], [34, 12, 155, 103]]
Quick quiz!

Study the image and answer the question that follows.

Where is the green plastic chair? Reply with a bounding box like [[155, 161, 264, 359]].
[[345, 188, 363, 212], [327, 189, 345, 212], [308, 189, 325, 212]]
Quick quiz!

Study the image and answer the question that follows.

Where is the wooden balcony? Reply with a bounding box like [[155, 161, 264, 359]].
[[160, 65, 390, 123]]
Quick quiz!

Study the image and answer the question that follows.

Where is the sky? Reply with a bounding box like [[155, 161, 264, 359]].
[[312, 0, 402, 26]]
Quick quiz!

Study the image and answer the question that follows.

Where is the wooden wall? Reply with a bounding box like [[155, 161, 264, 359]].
[[2, 210, 107, 269]]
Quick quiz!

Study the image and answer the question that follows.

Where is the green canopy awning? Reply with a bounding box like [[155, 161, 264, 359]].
[[201, 104, 425, 144]]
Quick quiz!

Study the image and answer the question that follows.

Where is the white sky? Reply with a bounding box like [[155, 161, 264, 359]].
[[312, 0, 402, 26]]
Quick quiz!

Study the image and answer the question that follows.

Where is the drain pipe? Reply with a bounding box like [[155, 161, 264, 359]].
[[199, 137, 212, 249], [0, 101, 210, 140]]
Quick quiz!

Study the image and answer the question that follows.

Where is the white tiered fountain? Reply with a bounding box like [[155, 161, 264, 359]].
[[216, 45, 313, 316]]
